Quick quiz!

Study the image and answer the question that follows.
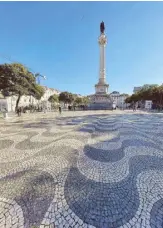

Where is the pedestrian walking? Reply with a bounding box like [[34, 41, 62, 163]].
[[59, 106, 62, 114], [3, 108, 8, 118], [133, 105, 136, 112], [17, 107, 20, 117], [19, 107, 22, 116]]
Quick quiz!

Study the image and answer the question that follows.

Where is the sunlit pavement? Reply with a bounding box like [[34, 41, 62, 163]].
[[0, 110, 163, 228]]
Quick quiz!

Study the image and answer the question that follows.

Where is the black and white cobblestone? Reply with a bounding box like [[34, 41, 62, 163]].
[[1, 111, 163, 228]]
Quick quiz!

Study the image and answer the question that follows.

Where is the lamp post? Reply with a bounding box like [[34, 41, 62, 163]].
[[35, 73, 46, 85], [11, 96, 13, 112], [34, 73, 46, 110]]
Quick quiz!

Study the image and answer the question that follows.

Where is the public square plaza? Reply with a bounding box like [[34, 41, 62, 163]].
[[0, 110, 163, 228]]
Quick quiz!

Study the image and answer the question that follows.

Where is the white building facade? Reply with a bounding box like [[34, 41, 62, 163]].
[[110, 91, 129, 108], [40, 87, 60, 110], [0, 86, 60, 112], [0, 95, 37, 112]]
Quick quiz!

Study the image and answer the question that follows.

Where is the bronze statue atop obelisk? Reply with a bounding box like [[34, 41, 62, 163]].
[[100, 21, 105, 34]]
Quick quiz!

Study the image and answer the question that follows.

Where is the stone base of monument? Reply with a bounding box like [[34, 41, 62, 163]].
[[88, 102, 113, 110], [88, 94, 113, 110]]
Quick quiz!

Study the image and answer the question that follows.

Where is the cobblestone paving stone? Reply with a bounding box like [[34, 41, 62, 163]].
[[1, 110, 163, 228]]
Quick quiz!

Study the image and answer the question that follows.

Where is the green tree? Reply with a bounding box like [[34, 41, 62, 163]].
[[59, 92, 75, 105], [151, 85, 163, 109], [125, 93, 139, 104], [31, 84, 45, 100], [59, 92, 69, 104], [74, 97, 83, 105], [82, 96, 89, 105], [125, 85, 163, 109], [48, 94, 59, 109], [68, 93, 75, 104], [0, 63, 44, 111], [142, 84, 158, 90], [48, 94, 59, 104]]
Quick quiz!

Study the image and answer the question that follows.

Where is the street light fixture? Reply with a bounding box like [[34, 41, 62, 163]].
[[34, 73, 47, 110], [35, 73, 46, 85]]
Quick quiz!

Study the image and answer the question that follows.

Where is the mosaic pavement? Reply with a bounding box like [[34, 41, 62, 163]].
[[0, 111, 163, 228]]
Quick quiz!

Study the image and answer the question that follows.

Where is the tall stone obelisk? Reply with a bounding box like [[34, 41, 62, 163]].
[[89, 21, 112, 110], [95, 21, 109, 94]]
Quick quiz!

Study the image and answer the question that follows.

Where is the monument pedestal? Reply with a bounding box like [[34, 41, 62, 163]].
[[89, 94, 112, 110]]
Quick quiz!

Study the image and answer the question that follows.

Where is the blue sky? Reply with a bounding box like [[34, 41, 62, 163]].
[[0, 2, 163, 95]]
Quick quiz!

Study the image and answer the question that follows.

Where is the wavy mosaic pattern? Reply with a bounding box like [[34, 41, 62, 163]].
[[1, 111, 163, 228]]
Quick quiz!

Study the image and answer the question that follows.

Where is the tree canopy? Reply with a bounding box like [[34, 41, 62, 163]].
[[58, 92, 90, 107], [82, 96, 89, 105], [0, 63, 45, 110], [48, 94, 59, 103], [125, 85, 163, 109], [74, 97, 83, 105], [59, 92, 75, 104], [31, 84, 45, 100]]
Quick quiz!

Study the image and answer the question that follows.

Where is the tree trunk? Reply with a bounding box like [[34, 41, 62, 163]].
[[15, 93, 21, 112]]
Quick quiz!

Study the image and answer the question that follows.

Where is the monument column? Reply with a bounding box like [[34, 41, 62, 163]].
[[98, 31, 107, 84], [89, 21, 112, 110], [95, 21, 109, 94]]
